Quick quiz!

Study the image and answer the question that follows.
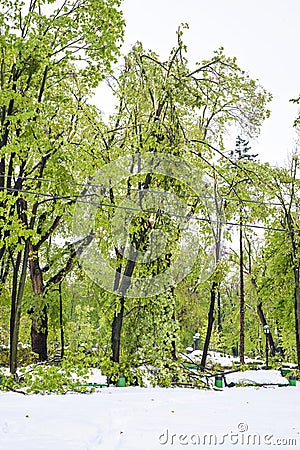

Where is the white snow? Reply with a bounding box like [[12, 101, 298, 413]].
[[84, 369, 108, 385], [225, 369, 289, 386], [186, 350, 263, 367], [0, 382, 299, 449]]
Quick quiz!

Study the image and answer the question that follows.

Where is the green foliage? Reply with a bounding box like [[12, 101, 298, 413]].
[[0, 363, 91, 394], [101, 358, 139, 385], [22, 364, 91, 394], [2, 10, 289, 379], [101, 357, 205, 388], [0, 0, 125, 371]]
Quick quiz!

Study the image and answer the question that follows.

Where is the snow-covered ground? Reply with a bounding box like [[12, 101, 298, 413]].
[[0, 382, 299, 449], [1, 355, 299, 449], [185, 350, 264, 367], [225, 369, 289, 386]]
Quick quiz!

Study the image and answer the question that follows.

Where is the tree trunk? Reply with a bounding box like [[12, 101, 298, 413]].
[[111, 296, 125, 363], [110, 252, 137, 363], [28, 243, 48, 361], [294, 266, 300, 369], [200, 281, 218, 370], [110, 167, 155, 363], [59, 282, 64, 359], [170, 286, 177, 360], [31, 307, 48, 361], [217, 291, 222, 332], [257, 300, 276, 357], [9, 251, 22, 372], [162, 287, 177, 360], [10, 241, 30, 373], [251, 276, 277, 357], [239, 211, 245, 364]]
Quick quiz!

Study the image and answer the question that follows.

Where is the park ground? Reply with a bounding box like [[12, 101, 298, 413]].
[[0, 376, 299, 450]]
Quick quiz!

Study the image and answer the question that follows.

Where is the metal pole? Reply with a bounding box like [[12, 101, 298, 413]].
[[265, 333, 269, 368], [263, 325, 270, 368], [194, 333, 200, 351]]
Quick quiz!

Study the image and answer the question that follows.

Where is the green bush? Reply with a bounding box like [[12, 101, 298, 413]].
[[0, 363, 92, 394]]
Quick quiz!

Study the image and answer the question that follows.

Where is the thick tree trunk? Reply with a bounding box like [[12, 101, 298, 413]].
[[29, 235, 92, 362], [111, 296, 125, 363], [29, 243, 48, 361], [31, 307, 48, 361], [200, 281, 218, 370]]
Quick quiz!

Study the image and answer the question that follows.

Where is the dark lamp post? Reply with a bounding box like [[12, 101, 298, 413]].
[[258, 336, 262, 355], [263, 325, 270, 368], [193, 332, 200, 351]]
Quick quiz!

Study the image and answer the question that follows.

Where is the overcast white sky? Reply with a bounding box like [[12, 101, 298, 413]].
[[98, 0, 300, 166]]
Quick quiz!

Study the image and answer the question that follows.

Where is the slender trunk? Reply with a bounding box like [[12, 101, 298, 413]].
[[110, 210, 151, 362], [200, 281, 218, 370], [10, 253, 21, 327], [239, 210, 245, 364], [9, 251, 22, 373], [0, 256, 10, 290], [10, 240, 30, 374], [110, 262, 122, 363], [162, 287, 177, 360], [59, 282, 64, 359], [170, 286, 177, 360], [294, 266, 300, 369], [251, 277, 276, 357], [110, 165, 154, 363], [257, 300, 276, 357], [217, 291, 222, 332]]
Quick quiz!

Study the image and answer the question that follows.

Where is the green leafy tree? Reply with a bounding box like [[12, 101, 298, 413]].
[[93, 30, 271, 367], [0, 0, 124, 372], [266, 158, 300, 367]]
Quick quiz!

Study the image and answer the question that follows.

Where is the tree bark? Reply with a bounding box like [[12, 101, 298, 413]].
[[31, 307, 48, 361], [10, 241, 30, 373], [200, 281, 218, 370], [170, 286, 177, 360], [111, 253, 136, 363], [239, 210, 245, 364], [294, 266, 300, 369], [59, 282, 64, 359], [110, 192, 153, 363], [28, 242, 48, 361], [217, 291, 222, 332], [111, 296, 125, 363], [9, 251, 22, 370], [257, 300, 276, 357]]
